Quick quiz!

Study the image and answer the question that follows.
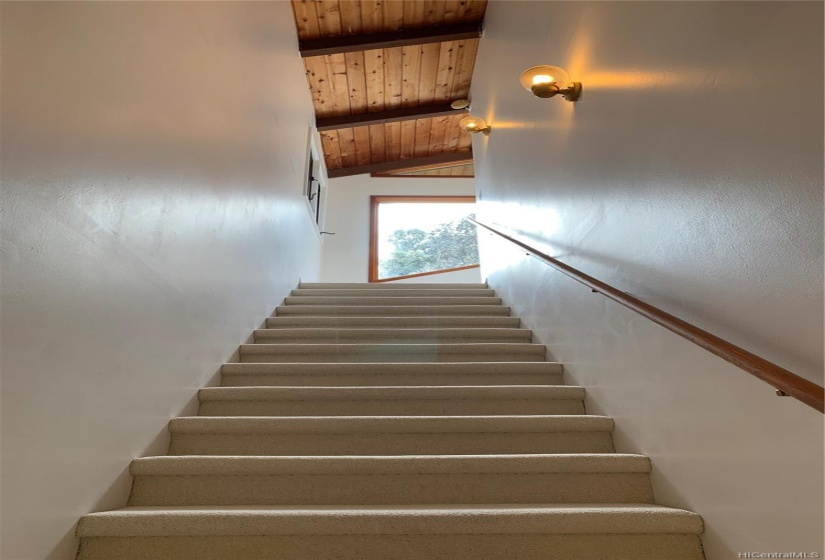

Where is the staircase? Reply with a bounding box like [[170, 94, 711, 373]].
[[76, 282, 705, 560]]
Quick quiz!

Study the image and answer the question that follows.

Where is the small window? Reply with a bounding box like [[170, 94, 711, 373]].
[[369, 196, 479, 282]]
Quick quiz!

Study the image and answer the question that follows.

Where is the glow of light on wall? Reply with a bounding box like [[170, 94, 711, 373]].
[[476, 203, 563, 273], [486, 121, 572, 131], [584, 70, 710, 91], [563, 11, 711, 93], [480, 202, 561, 241]]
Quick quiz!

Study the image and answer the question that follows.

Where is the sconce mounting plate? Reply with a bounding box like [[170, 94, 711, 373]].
[[561, 82, 583, 102]]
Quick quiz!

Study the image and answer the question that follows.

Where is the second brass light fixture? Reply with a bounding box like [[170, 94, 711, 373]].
[[459, 116, 491, 135], [519, 65, 582, 101]]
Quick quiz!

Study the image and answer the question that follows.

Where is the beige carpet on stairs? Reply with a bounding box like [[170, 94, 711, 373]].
[[75, 282, 706, 560]]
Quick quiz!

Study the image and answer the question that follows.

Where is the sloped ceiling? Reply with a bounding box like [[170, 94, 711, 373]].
[[290, 0, 487, 177]]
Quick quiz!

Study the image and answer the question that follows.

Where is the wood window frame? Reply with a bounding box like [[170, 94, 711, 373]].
[[370, 174, 476, 179], [368, 195, 480, 283]]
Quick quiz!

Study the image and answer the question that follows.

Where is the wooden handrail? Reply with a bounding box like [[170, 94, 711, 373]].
[[471, 218, 825, 413]]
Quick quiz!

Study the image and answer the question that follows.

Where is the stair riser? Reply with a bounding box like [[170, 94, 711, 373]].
[[266, 317, 522, 328], [129, 472, 652, 506], [221, 373, 564, 387], [275, 306, 512, 316], [254, 336, 532, 344], [253, 331, 533, 343], [197, 399, 585, 416], [78, 534, 704, 560], [169, 432, 614, 455], [240, 343, 545, 363], [284, 297, 503, 306], [240, 353, 545, 363]]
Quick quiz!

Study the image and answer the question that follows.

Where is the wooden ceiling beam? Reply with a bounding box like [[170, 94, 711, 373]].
[[316, 103, 468, 131], [299, 23, 483, 57], [378, 158, 474, 175], [327, 151, 473, 178]]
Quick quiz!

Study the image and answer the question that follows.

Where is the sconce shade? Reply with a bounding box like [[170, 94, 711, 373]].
[[520, 66, 570, 91], [519, 65, 582, 101], [459, 116, 491, 135]]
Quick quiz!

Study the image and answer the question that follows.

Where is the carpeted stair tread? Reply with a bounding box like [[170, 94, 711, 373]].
[[238, 343, 546, 363], [265, 316, 522, 328], [283, 296, 503, 306], [274, 305, 513, 316], [240, 342, 544, 353], [168, 419, 614, 455], [198, 385, 583, 401], [130, 454, 650, 475], [197, 385, 584, 415], [291, 288, 496, 297], [78, 504, 703, 537], [239, 342, 544, 360], [126, 454, 654, 506], [169, 415, 612, 434], [219, 362, 564, 387], [222, 362, 563, 376]]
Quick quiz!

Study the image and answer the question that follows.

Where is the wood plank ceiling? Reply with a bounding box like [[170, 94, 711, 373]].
[[290, 0, 487, 178]]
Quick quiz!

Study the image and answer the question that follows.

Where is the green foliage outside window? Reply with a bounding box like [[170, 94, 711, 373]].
[[380, 215, 479, 278]]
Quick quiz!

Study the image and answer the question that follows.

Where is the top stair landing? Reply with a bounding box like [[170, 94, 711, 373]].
[[298, 282, 489, 290]]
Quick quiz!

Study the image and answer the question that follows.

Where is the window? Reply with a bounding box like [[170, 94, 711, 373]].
[[369, 196, 479, 282]]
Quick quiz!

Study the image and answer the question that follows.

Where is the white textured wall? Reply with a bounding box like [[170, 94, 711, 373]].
[[320, 175, 480, 283], [0, 3, 321, 558], [472, 1, 823, 558]]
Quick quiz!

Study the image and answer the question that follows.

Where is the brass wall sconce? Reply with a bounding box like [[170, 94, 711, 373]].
[[519, 65, 582, 101], [459, 116, 491, 135]]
